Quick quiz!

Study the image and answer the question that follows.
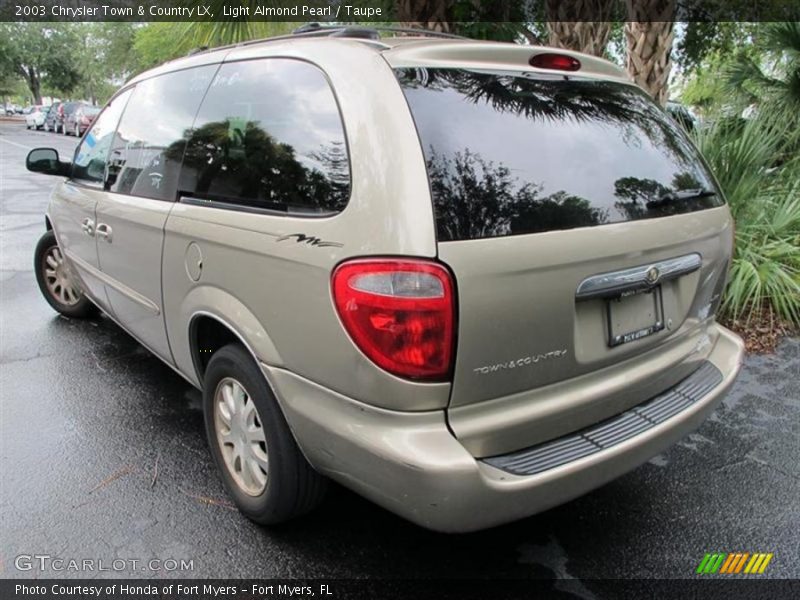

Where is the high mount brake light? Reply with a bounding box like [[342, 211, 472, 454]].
[[332, 259, 455, 381], [530, 53, 581, 72]]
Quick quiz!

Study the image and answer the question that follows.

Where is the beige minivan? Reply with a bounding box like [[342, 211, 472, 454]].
[[28, 26, 744, 532]]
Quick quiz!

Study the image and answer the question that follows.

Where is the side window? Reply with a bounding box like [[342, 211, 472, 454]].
[[180, 59, 350, 215], [107, 66, 217, 201], [72, 88, 132, 184]]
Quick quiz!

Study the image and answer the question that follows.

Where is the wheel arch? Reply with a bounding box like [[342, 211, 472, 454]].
[[180, 287, 283, 388]]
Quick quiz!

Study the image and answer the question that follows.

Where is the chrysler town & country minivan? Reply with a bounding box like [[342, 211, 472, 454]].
[[27, 26, 744, 532]]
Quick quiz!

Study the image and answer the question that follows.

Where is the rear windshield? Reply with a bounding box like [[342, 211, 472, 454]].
[[395, 68, 724, 242]]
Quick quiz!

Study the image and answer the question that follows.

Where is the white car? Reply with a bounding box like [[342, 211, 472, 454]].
[[25, 105, 46, 130]]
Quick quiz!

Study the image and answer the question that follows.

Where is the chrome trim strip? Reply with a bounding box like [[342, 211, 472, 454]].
[[576, 253, 702, 300], [64, 250, 161, 315]]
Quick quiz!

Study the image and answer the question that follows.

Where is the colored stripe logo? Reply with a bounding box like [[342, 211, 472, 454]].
[[696, 552, 773, 574]]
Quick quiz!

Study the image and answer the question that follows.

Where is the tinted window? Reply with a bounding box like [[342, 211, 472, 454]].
[[72, 89, 132, 184], [107, 66, 217, 201], [396, 68, 724, 241], [180, 59, 350, 215]]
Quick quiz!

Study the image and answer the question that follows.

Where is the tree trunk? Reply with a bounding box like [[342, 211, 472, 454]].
[[545, 0, 614, 56], [624, 1, 677, 107], [396, 0, 451, 32], [19, 66, 42, 105]]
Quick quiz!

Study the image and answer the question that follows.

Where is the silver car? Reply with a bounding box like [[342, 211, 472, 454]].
[[27, 27, 744, 532]]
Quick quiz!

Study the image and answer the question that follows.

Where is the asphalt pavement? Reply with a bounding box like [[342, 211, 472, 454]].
[[1, 119, 798, 590]]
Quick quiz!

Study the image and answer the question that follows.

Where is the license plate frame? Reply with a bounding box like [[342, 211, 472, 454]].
[[606, 286, 665, 347]]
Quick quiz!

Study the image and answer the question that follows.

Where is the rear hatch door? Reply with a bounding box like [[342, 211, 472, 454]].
[[395, 67, 732, 453]]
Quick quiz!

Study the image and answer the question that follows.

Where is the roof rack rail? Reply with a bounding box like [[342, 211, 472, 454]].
[[181, 23, 468, 59], [290, 23, 467, 41]]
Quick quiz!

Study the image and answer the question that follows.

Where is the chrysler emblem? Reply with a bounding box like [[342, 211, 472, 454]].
[[646, 266, 660, 285]]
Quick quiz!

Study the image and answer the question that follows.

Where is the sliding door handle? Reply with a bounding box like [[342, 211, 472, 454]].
[[96, 223, 113, 243]]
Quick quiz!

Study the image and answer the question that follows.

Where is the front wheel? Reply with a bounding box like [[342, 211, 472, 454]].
[[34, 230, 97, 318], [203, 344, 327, 525]]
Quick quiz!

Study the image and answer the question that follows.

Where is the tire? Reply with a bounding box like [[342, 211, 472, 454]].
[[203, 343, 327, 525], [34, 230, 98, 318], [74, 123, 80, 137]]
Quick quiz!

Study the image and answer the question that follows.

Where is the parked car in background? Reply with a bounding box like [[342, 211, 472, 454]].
[[60, 102, 85, 136], [44, 101, 63, 132], [64, 104, 100, 137], [666, 100, 697, 132], [25, 105, 47, 130]]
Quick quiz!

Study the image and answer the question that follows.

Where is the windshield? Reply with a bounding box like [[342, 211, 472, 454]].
[[396, 67, 724, 242]]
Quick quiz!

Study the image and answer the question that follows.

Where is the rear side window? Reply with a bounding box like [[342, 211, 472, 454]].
[[396, 68, 724, 242], [179, 59, 350, 215], [107, 66, 217, 201]]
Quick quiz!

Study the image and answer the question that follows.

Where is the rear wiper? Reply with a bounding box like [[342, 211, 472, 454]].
[[647, 188, 717, 207]]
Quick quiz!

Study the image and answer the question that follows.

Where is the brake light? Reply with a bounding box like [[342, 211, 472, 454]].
[[530, 53, 581, 72], [332, 259, 455, 381]]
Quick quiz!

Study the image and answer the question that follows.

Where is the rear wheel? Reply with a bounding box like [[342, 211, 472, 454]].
[[203, 344, 327, 524], [74, 123, 80, 137], [34, 230, 97, 318]]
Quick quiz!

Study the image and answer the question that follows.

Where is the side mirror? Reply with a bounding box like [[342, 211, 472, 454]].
[[26, 148, 71, 177]]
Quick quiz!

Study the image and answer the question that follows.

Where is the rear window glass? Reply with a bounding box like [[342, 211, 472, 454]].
[[396, 68, 724, 242]]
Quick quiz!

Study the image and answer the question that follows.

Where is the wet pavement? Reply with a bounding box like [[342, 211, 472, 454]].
[[1, 121, 798, 588]]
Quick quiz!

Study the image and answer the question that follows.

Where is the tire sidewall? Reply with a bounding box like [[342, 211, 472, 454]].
[[203, 345, 303, 523]]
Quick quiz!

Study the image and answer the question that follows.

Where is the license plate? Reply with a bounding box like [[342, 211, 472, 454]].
[[607, 287, 664, 347]]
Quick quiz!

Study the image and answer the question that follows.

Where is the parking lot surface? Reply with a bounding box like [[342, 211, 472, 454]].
[[1, 120, 798, 588]]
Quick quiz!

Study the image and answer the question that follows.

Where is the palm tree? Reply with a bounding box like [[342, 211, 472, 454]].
[[727, 21, 800, 156], [545, 0, 614, 56], [180, 1, 298, 48], [624, 0, 677, 107]]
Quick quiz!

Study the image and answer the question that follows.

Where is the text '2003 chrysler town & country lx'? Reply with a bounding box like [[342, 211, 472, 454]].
[[27, 26, 744, 533]]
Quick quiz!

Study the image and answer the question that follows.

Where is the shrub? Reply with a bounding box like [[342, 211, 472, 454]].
[[695, 116, 800, 326]]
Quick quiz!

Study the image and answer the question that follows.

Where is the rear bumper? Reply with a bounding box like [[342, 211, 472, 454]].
[[264, 324, 744, 533]]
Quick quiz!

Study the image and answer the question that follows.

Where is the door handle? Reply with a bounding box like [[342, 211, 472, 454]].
[[96, 223, 113, 243], [81, 218, 95, 236]]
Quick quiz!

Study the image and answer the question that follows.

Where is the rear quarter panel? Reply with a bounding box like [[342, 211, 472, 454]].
[[162, 41, 450, 410]]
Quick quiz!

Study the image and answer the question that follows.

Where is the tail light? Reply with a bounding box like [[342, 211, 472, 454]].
[[530, 53, 581, 72], [332, 259, 455, 381]]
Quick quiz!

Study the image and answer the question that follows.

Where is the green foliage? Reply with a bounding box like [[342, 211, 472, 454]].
[[725, 22, 800, 159], [133, 23, 194, 72], [0, 23, 83, 101], [75, 23, 137, 104], [695, 116, 800, 325], [677, 23, 758, 72]]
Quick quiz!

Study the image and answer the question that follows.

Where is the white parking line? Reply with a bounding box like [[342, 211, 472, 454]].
[[0, 137, 34, 151]]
